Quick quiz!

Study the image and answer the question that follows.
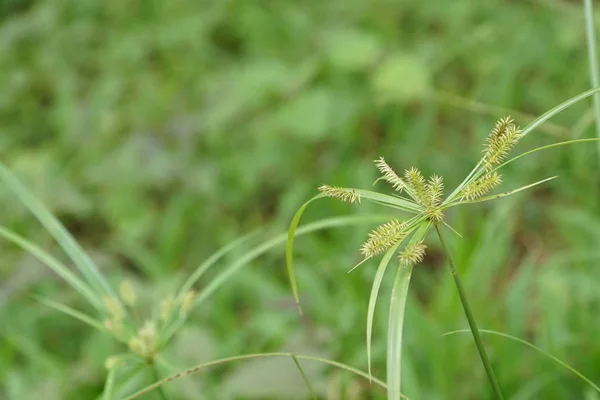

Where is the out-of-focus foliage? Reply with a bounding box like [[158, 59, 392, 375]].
[[1, 0, 599, 399]]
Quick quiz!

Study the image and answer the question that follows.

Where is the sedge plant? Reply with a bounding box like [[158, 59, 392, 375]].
[[0, 160, 403, 398], [286, 87, 600, 399]]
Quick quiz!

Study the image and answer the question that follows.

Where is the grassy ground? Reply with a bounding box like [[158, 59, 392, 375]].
[[1, 0, 600, 399]]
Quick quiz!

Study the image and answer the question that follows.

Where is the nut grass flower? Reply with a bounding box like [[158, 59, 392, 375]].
[[460, 172, 503, 201], [482, 117, 523, 171], [318, 185, 361, 203], [286, 114, 583, 400], [398, 241, 427, 267], [361, 220, 407, 258]]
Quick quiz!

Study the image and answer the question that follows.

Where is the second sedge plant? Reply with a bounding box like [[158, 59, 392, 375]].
[[286, 87, 600, 400]]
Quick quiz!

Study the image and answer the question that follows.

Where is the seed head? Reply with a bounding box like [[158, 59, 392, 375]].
[[180, 290, 196, 316], [374, 157, 407, 192], [104, 356, 123, 370], [103, 297, 124, 321], [482, 117, 523, 171], [361, 219, 407, 258], [104, 318, 123, 337], [160, 295, 175, 321], [128, 337, 147, 357], [460, 172, 502, 201], [398, 241, 427, 267], [319, 185, 361, 203], [119, 280, 136, 307], [426, 174, 444, 206]]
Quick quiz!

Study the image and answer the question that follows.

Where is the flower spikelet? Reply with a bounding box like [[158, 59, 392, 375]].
[[460, 172, 502, 201], [405, 167, 427, 204], [374, 157, 407, 192], [361, 219, 407, 258], [426, 175, 444, 206], [398, 241, 427, 267], [319, 185, 361, 203], [482, 117, 523, 171]]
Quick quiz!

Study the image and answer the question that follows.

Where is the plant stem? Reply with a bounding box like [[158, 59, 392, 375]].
[[583, 0, 600, 164], [151, 361, 169, 400], [434, 224, 504, 400]]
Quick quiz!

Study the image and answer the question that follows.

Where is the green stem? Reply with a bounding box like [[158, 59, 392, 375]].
[[583, 0, 600, 163], [434, 224, 504, 400], [151, 361, 169, 400]]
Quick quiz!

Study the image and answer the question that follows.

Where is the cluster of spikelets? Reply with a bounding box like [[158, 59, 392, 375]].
[[103, 280, 195, 363], [316, 116, 524, 268], [461, 117, 523, 201], [318, 160, 444, 266]]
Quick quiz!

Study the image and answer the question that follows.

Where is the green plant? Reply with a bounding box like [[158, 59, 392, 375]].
[[286, 87, 600, 399], [0, 159, 404, 398]]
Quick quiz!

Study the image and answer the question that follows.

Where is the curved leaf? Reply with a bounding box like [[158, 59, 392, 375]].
[[0, 226, 101, 310], [124, 352, 395, 400], [443, 329, 600, 394]]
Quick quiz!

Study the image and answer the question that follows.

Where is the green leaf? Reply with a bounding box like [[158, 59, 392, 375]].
[[386, 222, 430, 400], [366, 241, 402, 381], [176, 229, 260, 302], [387, 263, 414, 400], [0, 226, 102, 310], [103, 368, 117, 400], [0, 162, 115, 298], [33, 295, 107, 334], [443, 329, 600, 394], [448, 176, 558, 207], [124, 352, 391, 400], [521, 87, 600, 137], [286, 191, 420, 313], [494, 138, 600, 172]]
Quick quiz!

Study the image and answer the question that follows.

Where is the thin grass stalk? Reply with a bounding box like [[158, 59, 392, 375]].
[[583, 0, 600, 162], [434, 224, 504, 399], [152, 362, 169, 400]]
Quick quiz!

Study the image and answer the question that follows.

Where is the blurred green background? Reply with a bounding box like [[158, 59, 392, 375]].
[[2, 0, 600, 399]]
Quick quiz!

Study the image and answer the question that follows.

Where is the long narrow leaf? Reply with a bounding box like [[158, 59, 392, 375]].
[[176, 230, 260, 302], [291, 355, 317, 400], [493, 138, 600, 172], [521, 87, 600, 137], [154, 215, 395, 347], [366, 241, 403, 381], [443, 329, 600, 393], [0, 162, 114, 297], [199, 214, 392, 308], [286, 191, 420, 312], [103, 368, 117, 400], [447, 176, 558, 207], [33, 295, 107, 333], [0, 226, 102, 310], [124, 352, 393, 400], [387, 263, 414, 400]]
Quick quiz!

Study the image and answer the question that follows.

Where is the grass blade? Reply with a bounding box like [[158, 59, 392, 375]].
[[291, 355, 317, 400], [583, 0, 600, 161], [286, 191, 420, 312], [124, 352, 393, 400], [448, 176, 558, 207], [0, 226, 102, 310], [0, 162, 114, 298], [443, 329, 600, 394], [199, 214, 392, 308], [176, 229, 260, 301], [103, 368, 117, 400], [493, 138, 600, 172], [521, 87, 600, 137], [33, 295, 107, 333], [286, 194, 324, 314], [154, 215, 394, 348], [366, 241, 403, 381], [387, 262, 414, 400]]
